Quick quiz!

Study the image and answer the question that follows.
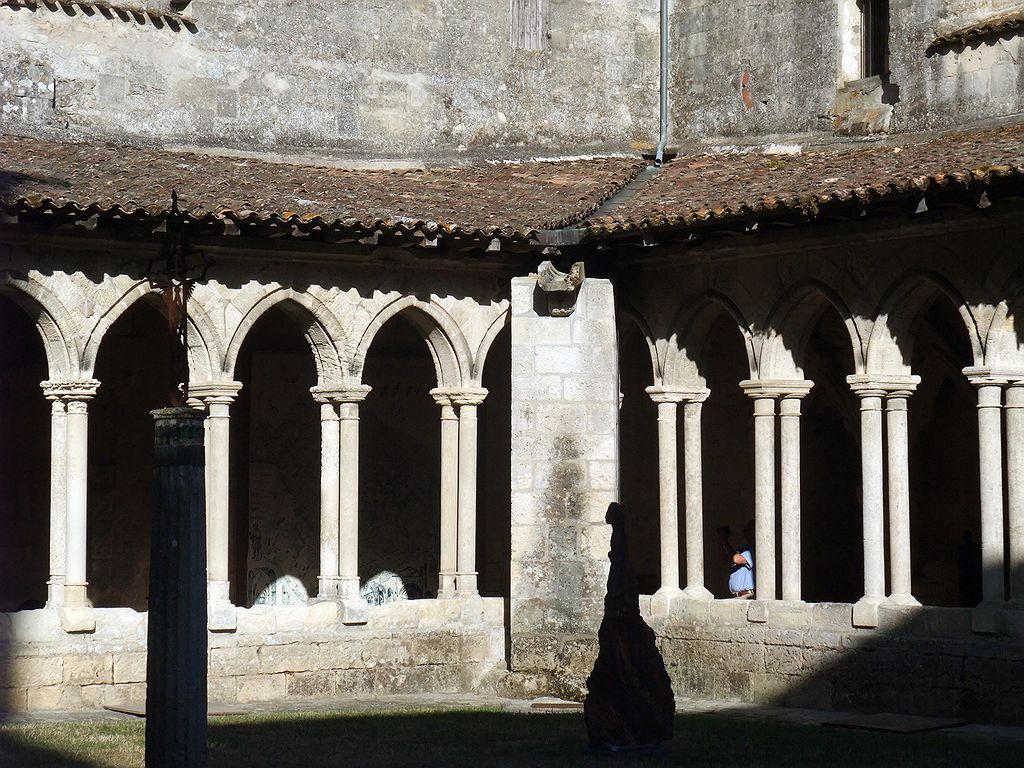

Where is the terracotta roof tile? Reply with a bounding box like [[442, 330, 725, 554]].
[[0, 135, 646, 239], [586, 121, 1024, 234]]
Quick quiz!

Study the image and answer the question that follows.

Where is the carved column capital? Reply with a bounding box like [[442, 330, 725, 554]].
[[41, 379, 100, 403], [311, 384, 372, 405], [740, 379, 813, 400], [645, 385, 710, 404], [190, 381, 243, 405], [447, 387, 489, 407], [847, 374, 921, 398]]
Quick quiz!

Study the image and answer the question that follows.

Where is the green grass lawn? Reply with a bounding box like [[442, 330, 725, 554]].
[[0, 708, 1014, 768]]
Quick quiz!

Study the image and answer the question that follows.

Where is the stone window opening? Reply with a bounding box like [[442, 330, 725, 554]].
[[859, 0, 890, 80]]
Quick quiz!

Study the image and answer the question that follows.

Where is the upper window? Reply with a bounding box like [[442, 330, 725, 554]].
[[860, 0, 890, 79]]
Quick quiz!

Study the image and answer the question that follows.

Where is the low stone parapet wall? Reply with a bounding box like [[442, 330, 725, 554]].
[[0, 597, 506, 712], [650, 598, 1024, 725]]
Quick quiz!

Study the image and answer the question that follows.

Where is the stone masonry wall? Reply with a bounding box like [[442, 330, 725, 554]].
[[506, 276, 619, 700], [0, 0, 658, 157], [0, 597, 505, 712], [651, 599, 1024, 725]]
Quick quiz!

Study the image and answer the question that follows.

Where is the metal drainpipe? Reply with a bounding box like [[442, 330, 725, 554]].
[[655, 0, 669, 166]]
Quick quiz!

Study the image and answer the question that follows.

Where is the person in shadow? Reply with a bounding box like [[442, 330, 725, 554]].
[[584, 502, 674, 750]]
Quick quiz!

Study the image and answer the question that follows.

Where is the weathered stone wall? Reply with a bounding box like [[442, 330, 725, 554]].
[[651, 599, 1024, 725], [0, 0, 658, 156], [671, 0, 1024, 141], [506, 276, 619, 699], [0, 597, 505, 712]]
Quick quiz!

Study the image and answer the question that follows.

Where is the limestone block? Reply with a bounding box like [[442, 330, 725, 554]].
[[810, 602, 854, 631], [334, 668, 377, 696], [25, 685, 70, 711], [287, 671, 337, 698], [511, 634, 560, 670], [210, 646, 259, 677], [481, 597, 504, 626], [256, 644, 317, 674], [207, 674, 238, 705], [746, 601, 769, 624], [764, 645, 804, 675], [112, 652, 147, 684], [236, 673, 288, 703], [235, 608, 277, 642], [802, 630, 844, 651], [9, 609, 61, 642], [94, 608, 146, 639], [64, 654, 114, 685], [11, 656, 64, 688], [80, 684, 118, 707], [707, 598, 749, 627], [274, 607, 311, 634], [377, 599, 421, 629], [669, 596, 711, 624], [767, 601, 812, 628], [318, 639, 365, 670], [729, 643, 766, 673], [208, 602, 238, 632], [764, 629, 804, 648], [59, 608, 96, 634], [0, 687, 27, 712]]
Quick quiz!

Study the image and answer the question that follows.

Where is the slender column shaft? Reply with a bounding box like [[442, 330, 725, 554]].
[[886, 394, 915, 602], [779, 396, 802, 602], [682, 398, 709, 596], [752, 396, 777, 600], [206, 400, 233, 587], [318, 403, 341, 596], [435, 396, 460, 598], [338, 401, 362, 599], [456, 400, 481, 595], [45, 396, 68, 606], [858, 393, 886, 602], [64, 399, 91, 607], [1007, 383, 1024, 601], [655, 399, 681, 592], [975, 383, 1006, 603]]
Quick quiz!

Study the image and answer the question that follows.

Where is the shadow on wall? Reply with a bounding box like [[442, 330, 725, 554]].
[[658, 559, 1024, 726]]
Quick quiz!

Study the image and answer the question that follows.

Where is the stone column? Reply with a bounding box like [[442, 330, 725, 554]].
[[965, 371, 1007, 616], [740, 382, 778, 602], [645, 387, 683, 608], [431, 389, 460, 598], [59, 380, 100, 609], [453, 387, 488, 597], [885, 378, 920, 606], [310, 389, 342, 599], [336, 385, 371, 622], [191, 382, 242, 612], [681, 390, 713, 601], [848, 376, 886, 627], [41, 383, 69, 607], [779, 386, 812, 602], [1007, 381, 1024, 604]]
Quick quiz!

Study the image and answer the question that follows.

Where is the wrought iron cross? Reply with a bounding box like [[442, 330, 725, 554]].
[[144, 191, 213, 407]]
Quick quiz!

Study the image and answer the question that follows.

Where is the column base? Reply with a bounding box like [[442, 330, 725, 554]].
[[681, 585, 714, 601], [207, 581, 236, 632], [59, 607, 95, 634], [852, 595, 885, 628], [455, 571, 478, 597], [45, 580, 65, 608], [62, 583, 91, 609], [339, 597, 369, 625], [437, 572, 457, 598], [886, 592, 921, 607], [317, 576, 343, 599], [650, 586, 681, 616], [972, 601, 1001, 634]]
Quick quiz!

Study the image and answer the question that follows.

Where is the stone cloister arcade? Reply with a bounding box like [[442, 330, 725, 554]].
[[0, 260, 514, 626], [2, 217, 1024, 718]]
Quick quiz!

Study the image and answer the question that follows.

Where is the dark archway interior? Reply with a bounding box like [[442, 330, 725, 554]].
[[0, 295, 50, 612], [232, 304, 319, 607], [360, 316, 440, 600], [800, 306, 862, 603], [909, 296, 980, 607], [618, 320, 659, 595], [89, 299, 167, 610], [701, 311, 755, 599], [478, 324, 512, 600]]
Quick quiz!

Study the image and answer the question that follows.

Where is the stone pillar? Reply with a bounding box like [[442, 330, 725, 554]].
[[191, 382, 242, 613], [41, 383, 69, 607], [681, 391, 712, 601], [146, 408, 207, 768], [59, 380, 100, 609], [848, 377, 886, 627], [885, 379, 920, 606], [453, 387, 488, 597], [311, 389, 342, 599], [336, 385, 371, 622], [431, 389, 460, 598], [645, 388, 682, 607], [1007, 381, 1024, 604], [510, 274, 619, 683], [965, 371, 1007, 622], [779, 389, 811, 602]]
